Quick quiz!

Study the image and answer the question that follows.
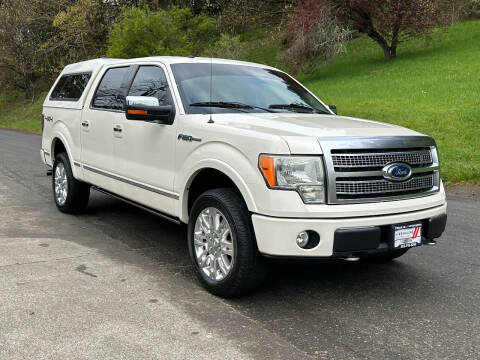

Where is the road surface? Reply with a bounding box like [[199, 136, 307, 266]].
[[0, 129, 478, 359]]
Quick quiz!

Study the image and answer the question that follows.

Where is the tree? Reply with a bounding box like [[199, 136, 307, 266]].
[[291, 0, 447, 61], [106, 6, 216, 58], [285, 1, 351, 72], [217, 0, 293, 33], [0, 0, 75, 98], [41, 0, 119, 72], [435, 0, 480, 24]]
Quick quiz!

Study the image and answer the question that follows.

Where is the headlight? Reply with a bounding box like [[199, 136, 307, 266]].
[[259, 155, 325, 204]]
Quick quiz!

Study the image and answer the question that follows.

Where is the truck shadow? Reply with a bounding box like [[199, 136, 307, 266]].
[[84, 190, 433, 303]]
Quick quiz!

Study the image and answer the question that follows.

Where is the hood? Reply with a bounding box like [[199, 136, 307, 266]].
[[213, 113, 420, 138]]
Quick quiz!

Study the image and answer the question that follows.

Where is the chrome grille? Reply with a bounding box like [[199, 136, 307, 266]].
[[336, 174, 434, 197], [332, 150, 432, 168], [319, 136, 441, 204]]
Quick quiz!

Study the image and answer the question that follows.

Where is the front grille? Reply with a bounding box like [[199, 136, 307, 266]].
[[320, 137, 440, 204], [336, 174, 434, 198], [332, 149, 432, 169]]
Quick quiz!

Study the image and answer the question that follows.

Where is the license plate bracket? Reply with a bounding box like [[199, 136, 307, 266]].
[[389, 222, 423, 249]]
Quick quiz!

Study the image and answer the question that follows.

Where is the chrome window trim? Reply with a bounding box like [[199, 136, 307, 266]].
[[318, 136, 440, 204]]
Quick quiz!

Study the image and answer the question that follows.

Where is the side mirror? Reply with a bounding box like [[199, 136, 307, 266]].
[[125, 96, 175, 125], [328, 105, 337, 115]]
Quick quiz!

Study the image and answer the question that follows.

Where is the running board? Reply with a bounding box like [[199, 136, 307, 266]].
[[92, 186, 182, 225]]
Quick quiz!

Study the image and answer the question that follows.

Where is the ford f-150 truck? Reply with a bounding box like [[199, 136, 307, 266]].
[[41, 57, 447, 297]]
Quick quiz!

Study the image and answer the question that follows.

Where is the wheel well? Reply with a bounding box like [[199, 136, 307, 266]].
[[187, 168, 239, 213], [52, 138, 66, 159]]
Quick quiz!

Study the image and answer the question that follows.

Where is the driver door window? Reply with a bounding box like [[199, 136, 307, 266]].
[[127, 66, 173, 106]]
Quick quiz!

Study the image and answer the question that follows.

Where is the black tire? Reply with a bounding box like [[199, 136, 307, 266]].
[[363, 248, 409, 262], [52, 152, 90, 214], [188, 188, 268, 298]]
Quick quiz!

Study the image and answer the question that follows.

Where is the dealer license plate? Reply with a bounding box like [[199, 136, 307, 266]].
[[393, 223, 422, 249]]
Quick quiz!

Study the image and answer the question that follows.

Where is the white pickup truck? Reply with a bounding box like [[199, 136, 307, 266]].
[[41, 57, 447, 297]]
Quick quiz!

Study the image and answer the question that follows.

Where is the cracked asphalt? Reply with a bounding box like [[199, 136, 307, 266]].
[[0, 129, 479, 359]]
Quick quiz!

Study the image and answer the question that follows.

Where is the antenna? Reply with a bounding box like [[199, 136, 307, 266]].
[[208, 56, 214, 123]]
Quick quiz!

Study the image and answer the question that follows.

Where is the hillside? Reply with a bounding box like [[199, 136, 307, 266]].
[[0, 92, 45, 134], [300, 20, 480, 183], [1, 21, 479, 183]]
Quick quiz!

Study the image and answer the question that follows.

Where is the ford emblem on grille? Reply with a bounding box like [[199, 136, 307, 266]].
[[382, 163, 412, 182]]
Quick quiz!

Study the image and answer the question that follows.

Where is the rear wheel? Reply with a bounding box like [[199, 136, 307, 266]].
[[52, 152, 90, 213], [188, 188, 267, 297]]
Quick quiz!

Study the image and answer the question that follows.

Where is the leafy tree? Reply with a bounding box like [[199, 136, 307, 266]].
[[106, 6, 216, 58], [42, 0, 118, 72], [291, 0, 447, 61]]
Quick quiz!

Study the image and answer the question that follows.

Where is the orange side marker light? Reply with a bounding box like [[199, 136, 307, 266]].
[[127, 109, 148, 115], [259, 155, 276, 187]]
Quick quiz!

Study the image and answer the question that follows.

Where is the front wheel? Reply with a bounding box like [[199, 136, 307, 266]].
[[188, 188, 267, 297]]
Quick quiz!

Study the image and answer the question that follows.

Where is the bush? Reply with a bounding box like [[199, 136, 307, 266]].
[[107, 6, 216, 58]]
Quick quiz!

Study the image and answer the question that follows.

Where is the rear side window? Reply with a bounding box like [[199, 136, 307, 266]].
[[128, 66, 172, 106], [50, 73, 91, 101], [92, 67, 129, 110]]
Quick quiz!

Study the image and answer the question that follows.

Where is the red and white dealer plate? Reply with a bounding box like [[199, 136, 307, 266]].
[[393, 223, 422, 249]]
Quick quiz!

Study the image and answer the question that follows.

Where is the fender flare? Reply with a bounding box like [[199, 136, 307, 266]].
[[178, 159, 258, 223], [50, 125, 79, 178]]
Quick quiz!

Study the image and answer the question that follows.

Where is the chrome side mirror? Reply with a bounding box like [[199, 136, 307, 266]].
[[125, 96, 175, 125]]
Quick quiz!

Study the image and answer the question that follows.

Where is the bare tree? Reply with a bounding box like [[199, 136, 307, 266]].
[[0, 0, 75, 98], [284, 2, 351, 72]]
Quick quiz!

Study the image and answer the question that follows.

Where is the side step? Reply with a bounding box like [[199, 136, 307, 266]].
[[92, 186, 182, 225]]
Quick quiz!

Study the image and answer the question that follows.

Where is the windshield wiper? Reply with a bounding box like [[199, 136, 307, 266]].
[[190, 101, 275, 113], [268, 103, 328, 114]]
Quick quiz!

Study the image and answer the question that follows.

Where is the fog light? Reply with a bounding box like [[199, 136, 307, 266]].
[[296, 231, 309, 248]]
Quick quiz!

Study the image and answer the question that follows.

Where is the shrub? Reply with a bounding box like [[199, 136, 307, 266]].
[[107, 6, 216, 58]]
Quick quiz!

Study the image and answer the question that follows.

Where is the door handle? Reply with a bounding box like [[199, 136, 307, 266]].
[[81, 121, 89, 127], [113, 125, 122, 133]]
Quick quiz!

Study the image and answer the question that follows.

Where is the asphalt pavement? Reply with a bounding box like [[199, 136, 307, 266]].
[[0, 129, 479, 359]]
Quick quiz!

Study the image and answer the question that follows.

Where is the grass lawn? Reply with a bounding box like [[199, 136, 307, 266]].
[[300, 20, 480, 184], [0, 92, 45, 134]]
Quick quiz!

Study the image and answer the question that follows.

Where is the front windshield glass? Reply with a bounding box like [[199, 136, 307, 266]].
[[171, 63, 331, 115]]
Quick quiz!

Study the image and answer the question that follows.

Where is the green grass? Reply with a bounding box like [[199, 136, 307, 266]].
[[0, 92, 45, 134], [299, 20, 480, 183]]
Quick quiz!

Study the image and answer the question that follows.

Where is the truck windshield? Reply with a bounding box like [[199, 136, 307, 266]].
[[171, 63, 331, 115]]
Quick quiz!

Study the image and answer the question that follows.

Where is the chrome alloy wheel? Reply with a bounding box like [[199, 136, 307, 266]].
[[54, 163, 68, 206], [193, 207, 234, 282]]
